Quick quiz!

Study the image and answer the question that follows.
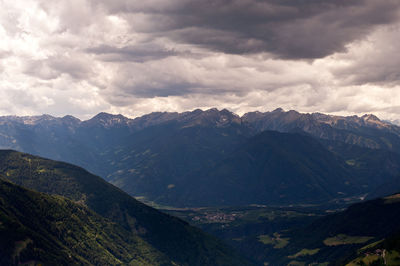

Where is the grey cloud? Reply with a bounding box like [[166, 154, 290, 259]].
[[0, 88, 41, 115], [101, 54, 268, 101], [0, 51, 11, 73], [23, 60, 61, 80], [341, 63, 400, 86], [96, 0, 400, 59], [86, 44, 179, 62], [333, 26, 400, 86], [0, 50, 11, 59], [37, 0, 103, 33], [23, 56, 93, 80], [0, 9, 21, 37], [108, 67, 204, 100], [107, 83, 200, 103]]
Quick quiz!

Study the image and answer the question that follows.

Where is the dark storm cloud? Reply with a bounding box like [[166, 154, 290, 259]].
[[97, 0, 400, 59]]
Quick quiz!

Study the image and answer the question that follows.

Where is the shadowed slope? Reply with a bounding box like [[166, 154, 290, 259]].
[[0, 150, 252, 266], [0, 178, 169, 266]]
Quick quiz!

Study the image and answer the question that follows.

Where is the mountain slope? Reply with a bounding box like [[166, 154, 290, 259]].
[[322, 140, 400, 199], [0, 150, 251, 266], [258, 193, 400, 265], [162, 131, 362, 207], [105, 113, 250, 202], [0, 178, 168, 266], [344, 230, 400, 265]]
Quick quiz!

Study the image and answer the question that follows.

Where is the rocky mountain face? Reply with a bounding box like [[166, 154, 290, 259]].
[[242, 108, 400, 150], [0, 108, 400, 207]]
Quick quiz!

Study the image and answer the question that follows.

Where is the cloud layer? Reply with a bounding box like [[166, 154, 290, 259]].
[[0, 0, 400, 120]]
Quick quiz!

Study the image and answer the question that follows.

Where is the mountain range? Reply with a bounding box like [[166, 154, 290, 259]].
[[2, 108, 400, 264], [1, 108, 400, 207]]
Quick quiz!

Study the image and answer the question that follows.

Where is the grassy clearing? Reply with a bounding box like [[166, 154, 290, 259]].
[[288, 261, 305, 266], [288, 248, 320, 259], [323, 234, 373, 246], [258, 235, 274, 245], [347, 249, 400, 265], [258, 233, 289, 249], [13, 238, 33, 261], [346, 254, 382, 266], [386, 250, 400, 265], [359, 239, 384, 251], [384, 193, 400, 204]]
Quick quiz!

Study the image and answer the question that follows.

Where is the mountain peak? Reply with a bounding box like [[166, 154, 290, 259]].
[[21, 114, 57, 125], [130, 111, 181, 130], [179, 108, 241, 127], [360, 114, 392, 129], [85, 112, 130, 127], [91, 112, 122, 119], [272, 107, 284, 113], [61, 115, 81, 124], [205, 108, 219, 113], [362, 114, 381, 122]]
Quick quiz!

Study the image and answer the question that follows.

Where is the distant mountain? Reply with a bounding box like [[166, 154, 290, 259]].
[[242, 108, 400, 151], [1, 108, 400, 207], [388, 118, 400, 126], [0, 178, 169, 265], [0, 150, 251, 266]]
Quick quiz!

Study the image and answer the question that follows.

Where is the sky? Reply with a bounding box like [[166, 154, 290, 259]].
[[1, 0, 400, 121]]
